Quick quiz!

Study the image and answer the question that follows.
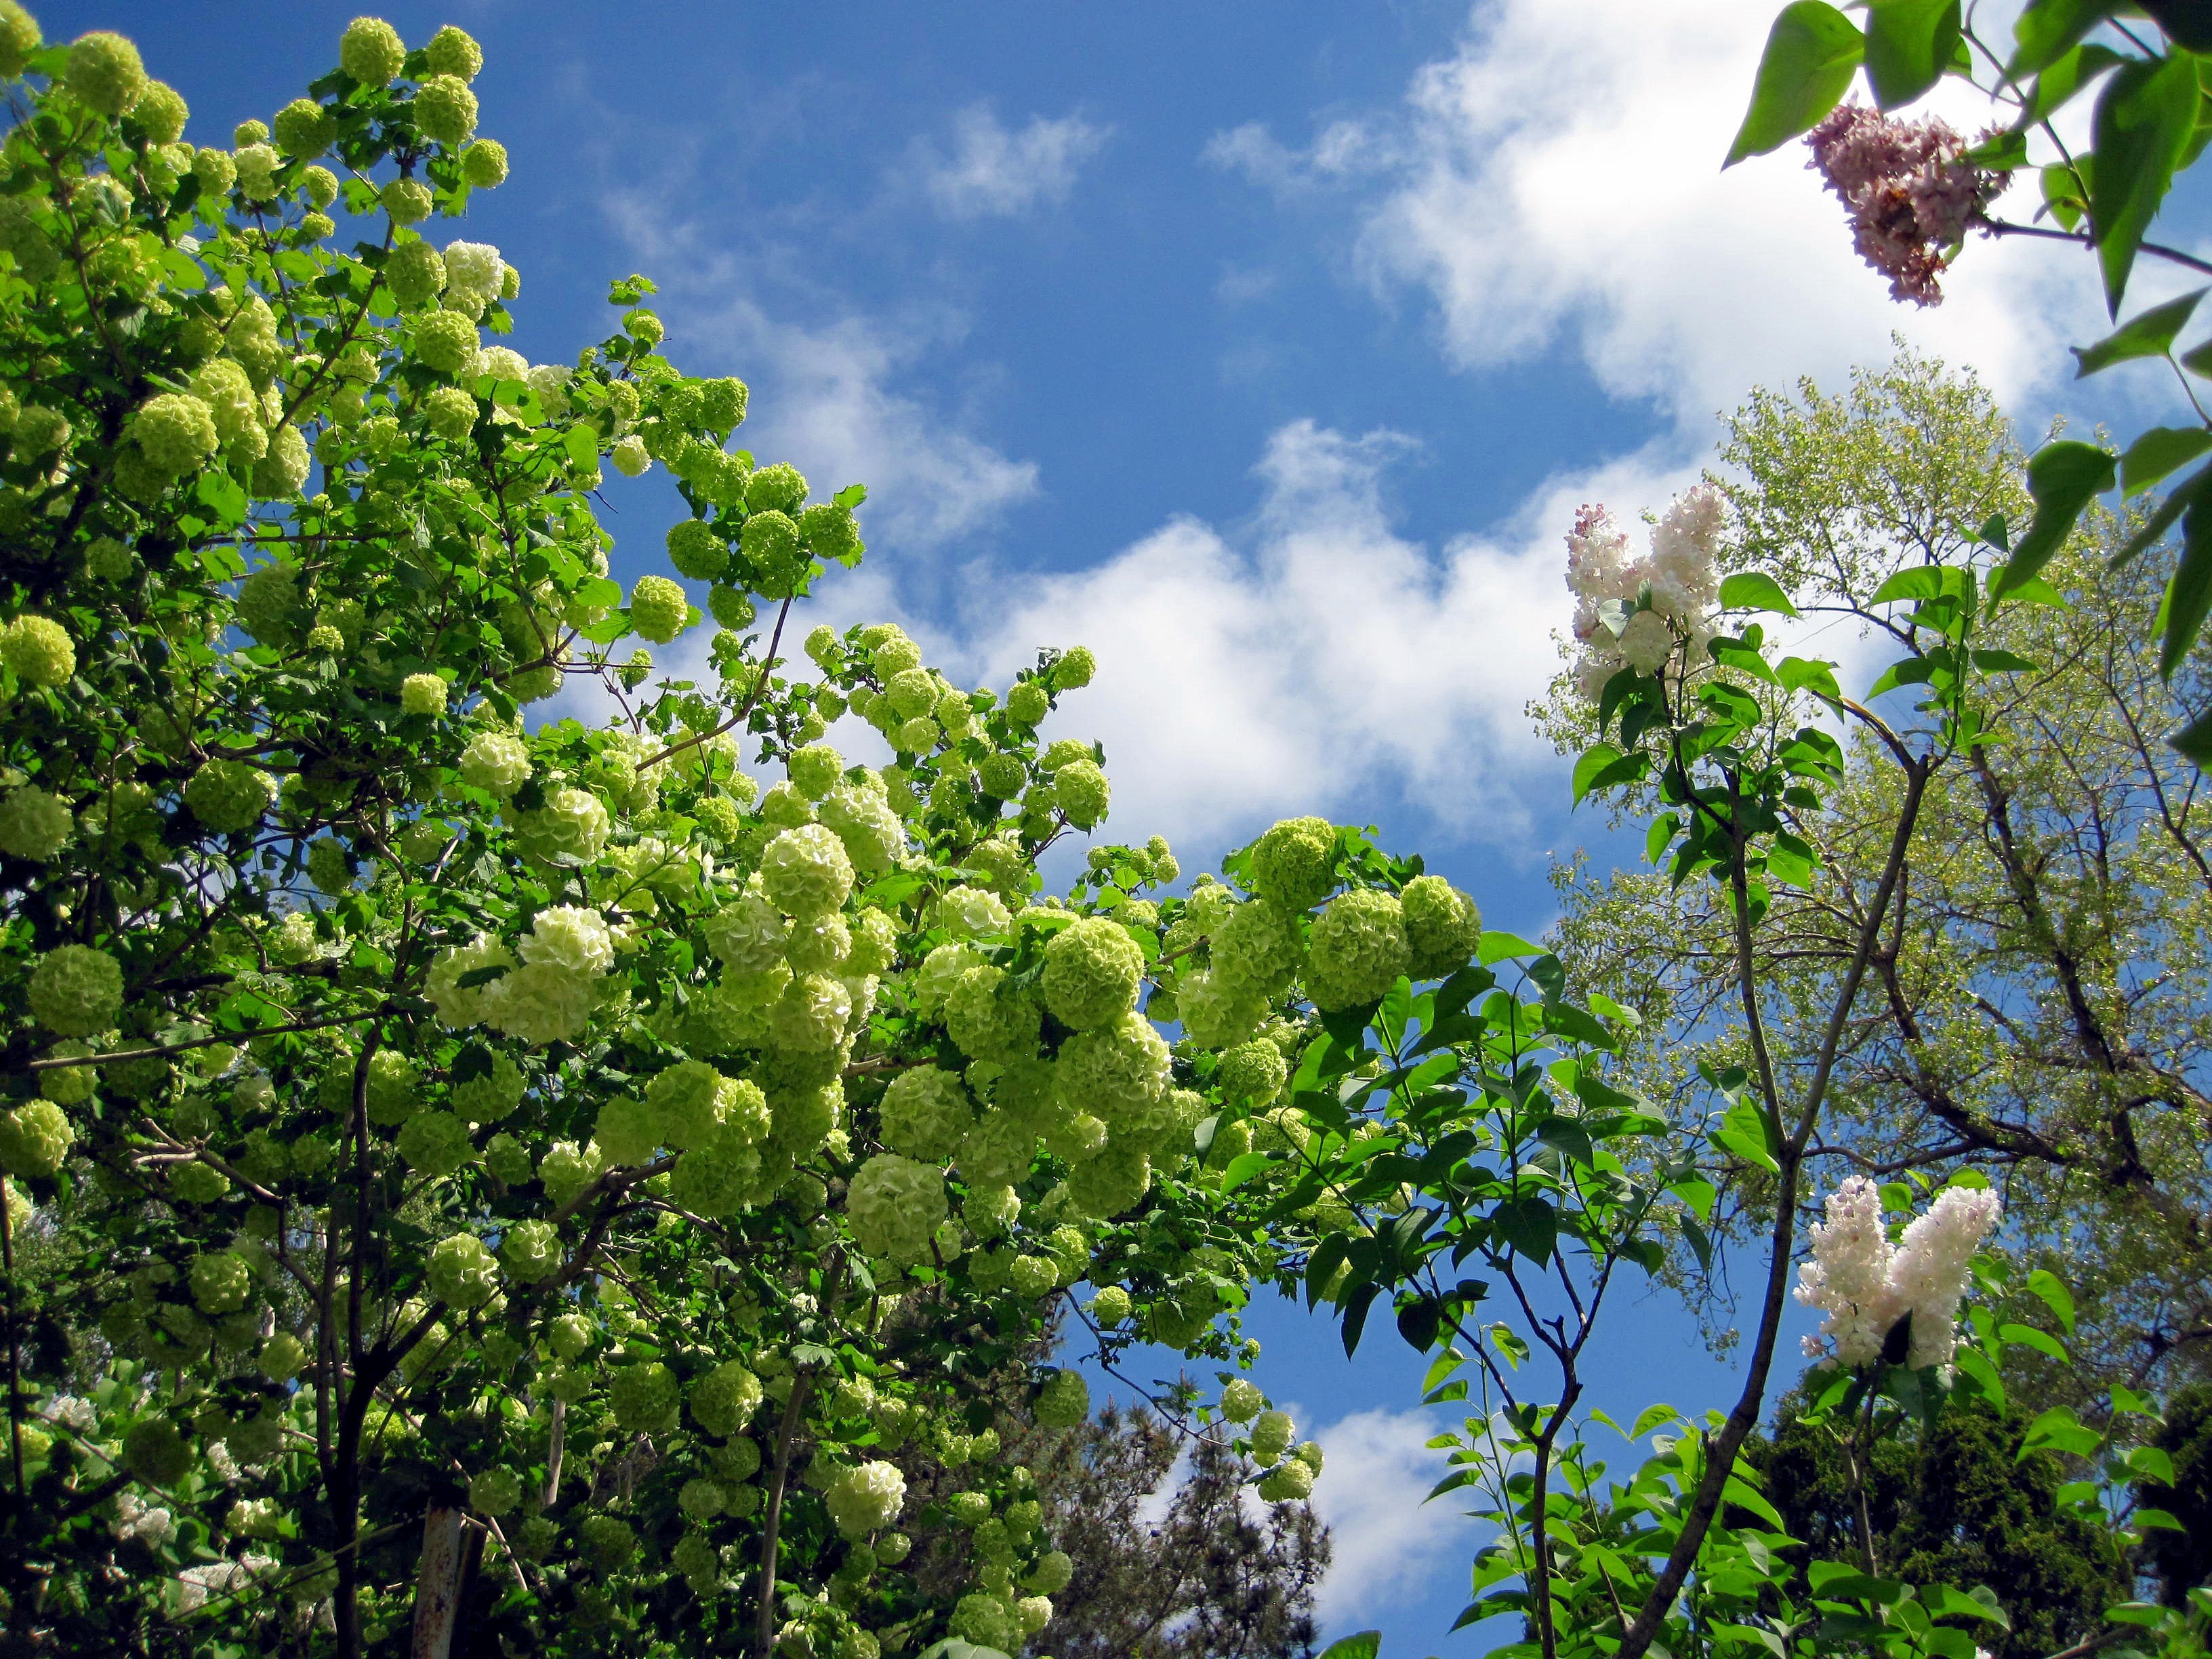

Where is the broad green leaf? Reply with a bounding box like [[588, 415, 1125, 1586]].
[[1572, 741, 1622, 805], [1315, 1634, 1382, 1659], [2009, 0, 2116, 77], [832, 482, 868, 508], [1630, 1401, 1682, 1438], [2072, 285, 2207, 374], [1996, 1322, 2069, 1362], [2162, 496, 2212, 678], [2026, 1266, 2077, 1333], [1864, 0, 1962, 108], [1970, 648, 2039, 672], [2022, 43, 2125, 125], [1719, 570, 1799, 616], [1725, 2, 1864, 166], [2121, 425, 2212, 496], [2089, 54, 2200, 314], [1476, 931, 1543, 964], [1870, 565, 1945, 605], [1990, 440, 2115, 600], [1951, 1345, 2007, 1411]]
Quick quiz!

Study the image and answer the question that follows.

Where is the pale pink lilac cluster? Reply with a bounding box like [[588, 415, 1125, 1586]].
[[1806, 104, 2009, 306], [1795, 1176, 2003, 1372], [1564, 484, 1725, 699]]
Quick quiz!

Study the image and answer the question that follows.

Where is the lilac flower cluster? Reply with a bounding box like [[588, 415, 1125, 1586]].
[[1807, 104, 2009, 306], [1795, 1176, 2003, 1372]]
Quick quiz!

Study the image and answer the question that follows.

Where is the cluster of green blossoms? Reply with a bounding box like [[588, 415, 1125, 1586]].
[[0, 12, 1495, 1658]]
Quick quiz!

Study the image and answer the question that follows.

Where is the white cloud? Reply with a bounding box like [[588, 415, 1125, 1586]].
[[947, 417, 1698, 859], [598, 189, 1040, 555], [905, 104, 1110, 220], [1212, 0, 2106, 436], [1308, 1408, 1467, 1625]]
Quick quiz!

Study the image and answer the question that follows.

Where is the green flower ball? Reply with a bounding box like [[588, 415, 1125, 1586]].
[[0, 784, 72, 860], [0, 1101, 73, 1176], [630, 574, 689, 644], [1033, 1368, 1089, 1427], [64, 30, 147, 116], [131, 391, 218, 478], [1250, 816, 1336, 912], [1052, 758, 1109, 830], [609, 1359, 680, 1433], [846, 1152, 945, 1264], [385, 239, 447, 307], [190, 1250, 252, 1313], [411, 307, 478, 375], [411, 73, 477, 146], [462, 139, 508, 187], [1401, 874, 1481, 979], [878, 1066, 972, 1163], [666, 518, 729, 581], [422, 386, 477, 443], [690, 1359, 764, 1437], [1304, 888, 1410, 1012], [499, 1218, 560, 1283], [2, 615, 73, 688], [339, 16, 406, 87], [272, 96, 335, 157], [759, 823, 854, 920], [28, 945, 123, 1036], [396, 1110, 472, 1178], [426, 1233, 499, 1308], [424, 23, 483, 79], [1041, 917, 1144, 1031]]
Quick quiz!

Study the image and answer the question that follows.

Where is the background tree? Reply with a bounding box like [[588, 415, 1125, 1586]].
[[1017, 1399, 1328, 1659], [1740, 1389, 2129, 1659], [1540, 352, 2212, 1405]]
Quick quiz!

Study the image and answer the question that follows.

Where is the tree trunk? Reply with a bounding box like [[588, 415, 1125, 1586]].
[[411, 1504, 474, 1659]]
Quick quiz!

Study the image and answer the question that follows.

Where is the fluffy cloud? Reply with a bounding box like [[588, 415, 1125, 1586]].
[[1210, 0, 2106, 435], [904, 104, 1110, 220], [949, 417, 1696, 858], [1307, 1408, 1466, 1625]]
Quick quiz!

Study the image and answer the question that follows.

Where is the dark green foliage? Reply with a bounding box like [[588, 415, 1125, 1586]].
[[1746, 1391, 2128, 1658], [2139, 1384, 2212, 1603]]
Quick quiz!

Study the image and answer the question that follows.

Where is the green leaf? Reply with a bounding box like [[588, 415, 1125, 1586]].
[[2089, 54, 2201, 314], [1315, 1635, 1381, 1659], [2026, 1267, 2077, 1334], [2009, 0, 2117, 77], [2121, 425, 2212, 497], [562, 424, 599, 470], [1996, 1322, 2069, 1362], [1719, 571, 1799, 616], [1476, 931, 1543, 965], [2160, 497, 2212, 678], [1725, 2, 1864, 166], [2112, 457, 2212, 570], [1572, 741, 1622, 806], [1864, 0, 1962, 108], [2167, 703, 2212, 766], [2043, 161, 2091, 231], [2072, 285, 2207, 374], [1969, 649, 2039, 672], [1870, 565, 1945, 605], [1990, 441, 2115, 600], [1951, 1345, 2007, 1411], [832, 482, 868, 509], [1630, 1401, 1682, 1438], [2022, 43, 2125, 124]]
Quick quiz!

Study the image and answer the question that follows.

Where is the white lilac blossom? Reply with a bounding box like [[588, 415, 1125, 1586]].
[[1563, 484, 1725, 699], [1795, 1176, 2003, 1372]]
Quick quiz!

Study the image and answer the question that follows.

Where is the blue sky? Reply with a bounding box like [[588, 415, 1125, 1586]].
[[66, 0, 2212, 1650]]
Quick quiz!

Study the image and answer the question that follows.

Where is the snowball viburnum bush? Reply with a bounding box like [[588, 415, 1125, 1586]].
[[0, 14, 1588, 1659]]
